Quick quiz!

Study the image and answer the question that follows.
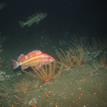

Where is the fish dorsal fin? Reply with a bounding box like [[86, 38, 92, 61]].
[[27, 50, 42, 58], [18, 54, 25, 61], [33, 50, 42, 53], [30, 50, 42, 54]]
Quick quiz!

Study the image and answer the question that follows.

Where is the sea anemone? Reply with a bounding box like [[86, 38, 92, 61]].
[[16, 80, 31, 94], [31, 61, 63, 84], [56, 47, 86, 71]]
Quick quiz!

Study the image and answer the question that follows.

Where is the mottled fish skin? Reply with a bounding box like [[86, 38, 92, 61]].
[[27, 50, 42, 58], [20, 55, 55, 70], [19, 53, 54, 66], [13, 50, 55, 71]]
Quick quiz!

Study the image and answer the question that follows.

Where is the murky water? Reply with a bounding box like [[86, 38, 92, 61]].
[[0, 33, 107, 107]]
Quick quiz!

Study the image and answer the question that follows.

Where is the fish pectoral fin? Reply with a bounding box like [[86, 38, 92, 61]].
[[31, 64, 42, 71], [21, 65, 28, 71]]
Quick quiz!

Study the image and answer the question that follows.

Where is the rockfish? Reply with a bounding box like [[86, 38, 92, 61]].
[[13, 50, 55, 71], [19, 13, 47, 27]]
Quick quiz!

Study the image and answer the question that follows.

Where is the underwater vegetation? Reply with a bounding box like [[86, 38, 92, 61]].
[[0, 35, 107, 107]]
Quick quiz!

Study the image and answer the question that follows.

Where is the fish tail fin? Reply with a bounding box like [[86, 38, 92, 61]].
[[19, 21, 24, 27], [12, 60, 20, 69]]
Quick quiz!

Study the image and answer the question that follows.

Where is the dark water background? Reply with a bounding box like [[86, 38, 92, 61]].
[[0, 1, 107, 107], [0, 0, 106, 59]]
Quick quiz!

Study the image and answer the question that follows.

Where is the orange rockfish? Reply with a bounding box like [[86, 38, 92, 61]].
[[13, 50, 55, 71]]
